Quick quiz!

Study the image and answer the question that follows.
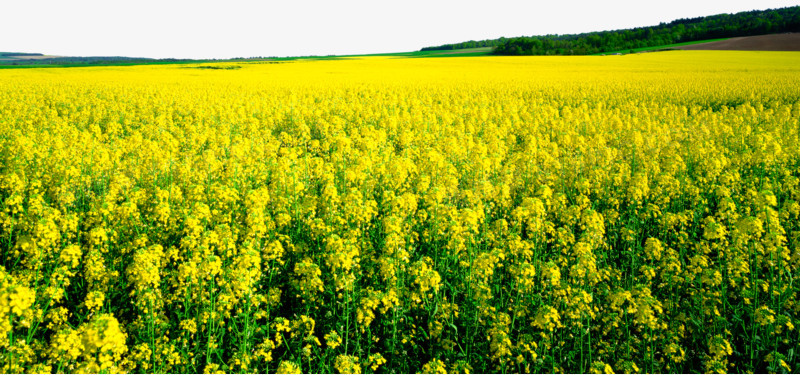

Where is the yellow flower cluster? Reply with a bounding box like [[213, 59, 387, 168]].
[[0, 51, 799, 373]]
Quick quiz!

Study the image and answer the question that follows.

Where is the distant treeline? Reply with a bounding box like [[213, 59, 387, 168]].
[[0, 56, 197, 66], [0, 52, 44, 57], [422, 6, 800, 55]]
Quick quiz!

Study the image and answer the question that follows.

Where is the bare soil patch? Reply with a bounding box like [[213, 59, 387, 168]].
[[676, 33, 800, 51]]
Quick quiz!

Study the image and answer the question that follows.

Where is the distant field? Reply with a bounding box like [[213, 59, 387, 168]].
[[409, 47, 493, 57], [0, 47, 495, 68], [323, 47, 494, 59], [2, 32, 798, 70], [676, 33, 800, 51], [426, 47, 492, 55], [593, 38, 731, 55]]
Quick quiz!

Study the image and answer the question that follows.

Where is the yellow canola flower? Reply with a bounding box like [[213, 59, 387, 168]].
[[0, 51, 798, 374], [421, 358, 448, 374], [334, 355, 361, 374], [276, 360, 302, 374], [325, 330, 343, 349]]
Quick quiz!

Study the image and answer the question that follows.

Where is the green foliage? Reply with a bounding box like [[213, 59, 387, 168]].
[[494, 6, 800, 55], [420, 6, 800, 56]]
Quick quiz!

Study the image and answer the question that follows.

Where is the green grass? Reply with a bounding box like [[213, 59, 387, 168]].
[[261, 47, 494, 61], [386, 47, 494, 58]]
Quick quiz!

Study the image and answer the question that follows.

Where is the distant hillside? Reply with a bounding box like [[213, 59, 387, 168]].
[[1, 55, 149, 65], [422, 5, 800, 55], [0, 52, 45, 57], [0, 54, 202, 66]]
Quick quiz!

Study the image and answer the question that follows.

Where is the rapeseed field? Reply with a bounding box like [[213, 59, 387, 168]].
[[1, 51, 799, 373]]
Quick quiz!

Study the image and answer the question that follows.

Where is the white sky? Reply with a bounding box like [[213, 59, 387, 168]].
[[2, 0, 798, 59]]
